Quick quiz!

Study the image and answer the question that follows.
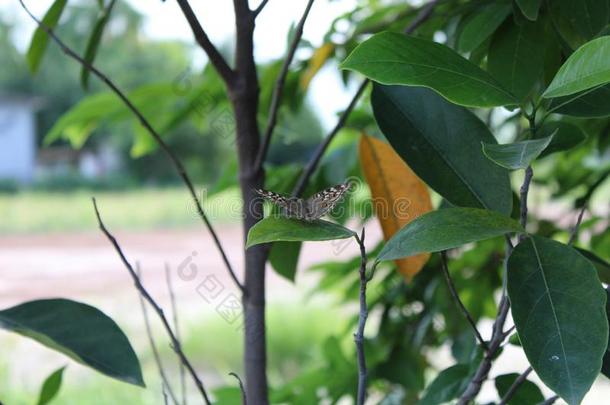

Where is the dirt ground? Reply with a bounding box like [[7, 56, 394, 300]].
[[1, 223, 609, 403]]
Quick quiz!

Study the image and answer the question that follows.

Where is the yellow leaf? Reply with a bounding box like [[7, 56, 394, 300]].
[[359, 134, 433, 280], [300, 43, 335, 90]]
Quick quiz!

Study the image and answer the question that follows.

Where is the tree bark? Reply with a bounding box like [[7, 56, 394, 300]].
[[230, 4, 269, 404]]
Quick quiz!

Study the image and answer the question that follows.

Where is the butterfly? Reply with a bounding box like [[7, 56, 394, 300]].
[[255, 182, 351, 221]]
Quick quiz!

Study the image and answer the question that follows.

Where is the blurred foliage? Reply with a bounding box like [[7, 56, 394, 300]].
[[4, 0, 610, 403]]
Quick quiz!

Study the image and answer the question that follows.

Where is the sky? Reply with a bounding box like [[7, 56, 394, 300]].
[[1, 0, 361, 128]]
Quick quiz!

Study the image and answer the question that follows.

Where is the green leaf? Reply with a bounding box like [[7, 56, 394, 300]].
[[45, 92, 122, 146], [544, 36, 610, 98], [515, 0, 543, 20], [45, 83, 177, 147], [550, 84, 610, 117], [269, 241, 302, 282], [534, 121, 587, 157], [602, 287, 610, 379], [495, 373, 544, 405], [551, 0, 610, 43], [417, 364, 472, 405], [482, 136, 554, 170], [246, 217, 355, 248], [342, 32, 516, 107], [576, 248, 610, 284], [371, 84, 513, 214], [81, 0, 117, 89], [37, 366, 66, 405], [377, 208, 523, 261], [457, 3, 512, 53], [488, 20, 544, 100], [507, 236, 608, 405], [0, 299, 144, 387], [26, 0, 68, 74]]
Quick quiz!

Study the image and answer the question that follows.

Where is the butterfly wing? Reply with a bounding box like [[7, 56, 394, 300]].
[[256, 189, 289, 209], [256, 189, 306, 219], [305, 182, 350, 220]]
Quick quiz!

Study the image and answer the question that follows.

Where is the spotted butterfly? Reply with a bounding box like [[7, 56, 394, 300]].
[[256, 182, 351, 221]]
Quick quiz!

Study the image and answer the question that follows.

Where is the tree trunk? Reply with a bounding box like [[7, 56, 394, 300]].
[[230, 4, 269, 404]]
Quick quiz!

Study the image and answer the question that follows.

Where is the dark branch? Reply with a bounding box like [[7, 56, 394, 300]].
[[137, 265, 180, 405], [93, 199, 212, 405], [165, 265, 187, 405], [568, 203, 587, 246], [354, 228, 375, 405], [542, 395, 560, 405], [175, 0, 235, 85], [498, 366, 533, 405], [255, 0, 316, 170], [440, 252, 488, 351], [292, 79, 368, 197], [18, 0, 244, 294], [229, 372, 248, 405], [459, 159, 535, 404], [291, 0, 439, 197], [253, 0, 270, 17]]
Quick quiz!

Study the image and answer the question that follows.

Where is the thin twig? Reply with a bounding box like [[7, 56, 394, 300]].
[[162, 383, 170, 405], [440, 251, 488, 351], [354, 228, 375, 405], [292, 79, 368, 197], [175, 0, 235, 85], [229, 372, 248, 405], [18, 0, 244, 294], [253, 0, 270, 17], [93, 199, 212, 405], [568, 203, 587, 246], [165, 265, 187, 405], [542, 395, 560, 405], [498, 366, 533, 405], [291, 0, 439, 197], [503, 324, 516, 338], [137, 265, 180, 405], [255, 0, 316, 170], [459, 156, 535, 404]]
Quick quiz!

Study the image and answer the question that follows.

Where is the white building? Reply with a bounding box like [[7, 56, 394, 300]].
[[0, 96, 37, 184]]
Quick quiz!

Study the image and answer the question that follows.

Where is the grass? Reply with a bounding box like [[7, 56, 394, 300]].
[[0, 187, 242, 234]]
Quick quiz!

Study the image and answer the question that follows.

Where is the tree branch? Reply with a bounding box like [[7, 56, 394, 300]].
[[458, 159, 535, 404], [542, 395, 560, 405], [175, 0, 235, 85], [568, 203, 587, 246], [440, 251, 488, 351], [229, 372, 248, 405], [93, 199, 212, 404], [18, 0, 244, 294], [253, 0, 270, 17], [137, 265, 180, 405], [354, 228, 376, 405], [165, 265, 187, 405], [292, 79, 368, 197], [498, 366, 533, 405], [291, 0, 439, 197], [255, 0, 316, 170]]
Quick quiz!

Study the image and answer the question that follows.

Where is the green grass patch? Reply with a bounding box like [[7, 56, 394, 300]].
[[0, 187, 242, 234]]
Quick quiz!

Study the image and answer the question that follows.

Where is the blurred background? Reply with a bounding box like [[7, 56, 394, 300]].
[[0, 0, 609, 404]]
